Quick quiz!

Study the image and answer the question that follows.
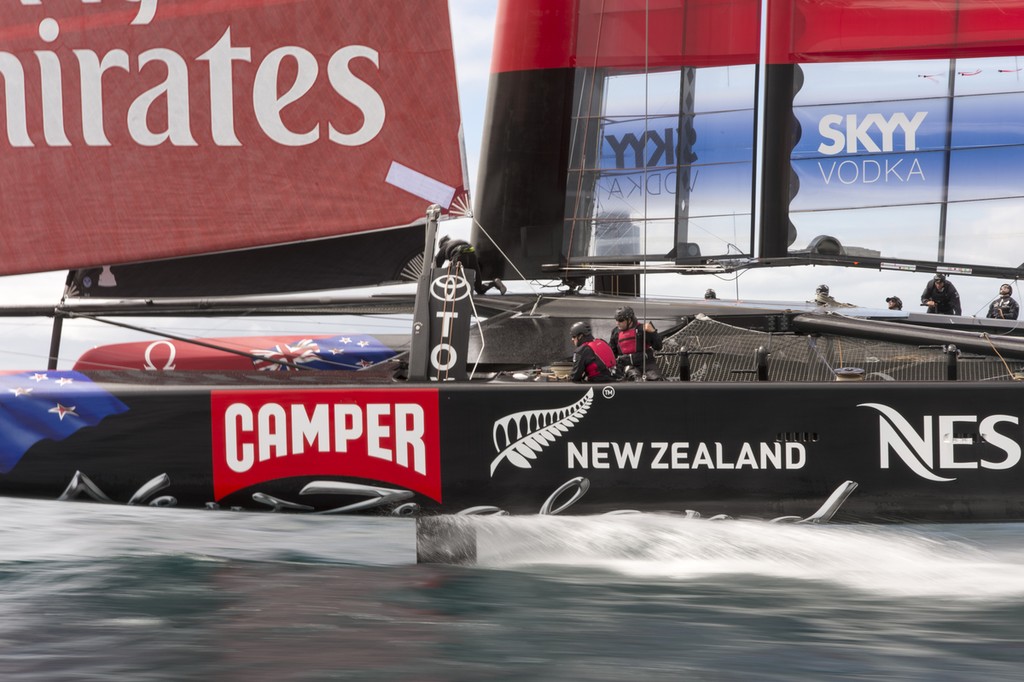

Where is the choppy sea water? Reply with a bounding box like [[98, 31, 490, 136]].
[[2, 498, 1023, 681]]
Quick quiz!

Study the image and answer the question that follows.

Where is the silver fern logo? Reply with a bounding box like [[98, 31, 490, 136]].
[[489, 389, 594, 476]]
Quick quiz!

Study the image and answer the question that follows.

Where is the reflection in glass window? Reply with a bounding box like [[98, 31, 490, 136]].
[[565, 66, 756, 263], [790, 205, 940, 263], [951, 93, 1024, 148], [948, 147, 1024, 203], [797, 61, 951, 106], [950, 57, 1024, 97], [603, 71, 681, 117], [946, 198, 1024, 269]]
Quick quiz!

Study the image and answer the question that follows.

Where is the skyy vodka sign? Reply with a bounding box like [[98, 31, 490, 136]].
[[815, 111, 928, 184], [790, 59, 1024, 215], [792, 101, 946, 211]]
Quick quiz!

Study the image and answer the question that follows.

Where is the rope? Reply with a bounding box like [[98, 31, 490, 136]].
[[980, 332, 1019, 380]]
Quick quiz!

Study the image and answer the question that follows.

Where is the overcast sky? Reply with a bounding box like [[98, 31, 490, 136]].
[[0, 1, 1014, 369]]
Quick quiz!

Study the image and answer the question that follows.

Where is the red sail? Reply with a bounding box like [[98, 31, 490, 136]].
[[0, 0, 465, 276], [776, 0, 1024, 64], [490, 0, 1024, 73], [491, 0, 761, 72]]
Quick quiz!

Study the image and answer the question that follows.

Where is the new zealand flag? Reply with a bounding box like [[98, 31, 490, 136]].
[[250, 335, 397, 371], [0, 371, 128, 474]]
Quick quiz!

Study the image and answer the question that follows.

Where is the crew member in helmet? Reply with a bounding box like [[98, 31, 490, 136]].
[[609, 305, 663, 381], [813, 284, 854, 308], [568, 321, 616, 383], [987, 283, 1020, 320], [886, 296, 903, 311], [921, 273, 961, 315], [434, 236, 507, 295]]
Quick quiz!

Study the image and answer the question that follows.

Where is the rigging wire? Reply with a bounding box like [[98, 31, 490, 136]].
[[641, 0, 650, 376], [466, 214, 539, 295], [564, 0, 609, 288]]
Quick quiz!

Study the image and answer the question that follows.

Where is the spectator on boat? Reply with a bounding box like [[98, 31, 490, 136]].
[[921, 273, 961, 315], [609, 305, 664, 381], [886, 296, 903, 311], [568, 321, 616, 383], [434, 236, 507, 295], [987, 283, 1020, 320]]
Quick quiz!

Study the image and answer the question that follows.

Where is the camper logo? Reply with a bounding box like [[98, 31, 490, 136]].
[[211, 388, 442, 501], [489, 389, 594, 476], [859, 403, 1021, 482]]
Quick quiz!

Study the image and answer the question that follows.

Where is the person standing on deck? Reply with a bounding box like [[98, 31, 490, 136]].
[[987, 284, 1020, 320], [434, 236, 507, 295], [568, 322, 616, 383], [609, 305, 663, 381], [921, 273, 961, 315]]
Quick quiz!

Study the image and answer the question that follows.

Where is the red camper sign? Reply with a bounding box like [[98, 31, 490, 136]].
[[210, 388, 442, 502], [0, 0, 465, 275]]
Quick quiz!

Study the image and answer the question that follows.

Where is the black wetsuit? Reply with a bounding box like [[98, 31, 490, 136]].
[[921, 280, 961, 315], [434, 239, 501, 295]]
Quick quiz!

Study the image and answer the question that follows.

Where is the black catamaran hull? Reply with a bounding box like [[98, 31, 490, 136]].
[[4, 375, 1023, 522]]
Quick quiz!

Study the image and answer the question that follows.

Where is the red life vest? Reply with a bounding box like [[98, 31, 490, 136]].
[[582, 339, 615, 378], [616, 326, 647, 355]]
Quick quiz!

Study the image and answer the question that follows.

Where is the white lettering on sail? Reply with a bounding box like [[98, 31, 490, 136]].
[[254, 46, 319, 146], [2, 22, 387, 148], [328, 45, 386, 146], [197, 28, 251, 147], [128, 48, 198, 147]]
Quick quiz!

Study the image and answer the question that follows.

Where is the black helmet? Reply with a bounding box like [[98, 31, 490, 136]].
[[1001, 283, 1013, 295], [816, 284, 829, 296], [934, 273, 946, 282], [704, 288, 717, 299], [569, 321, 591, 339], [614, 306, 636, 323]]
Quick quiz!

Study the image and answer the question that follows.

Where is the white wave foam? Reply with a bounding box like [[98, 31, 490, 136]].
[[471, 514, 1024, 600]]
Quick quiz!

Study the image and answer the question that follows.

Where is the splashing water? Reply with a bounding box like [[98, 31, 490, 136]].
[[469, 514, 1024, 600]]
